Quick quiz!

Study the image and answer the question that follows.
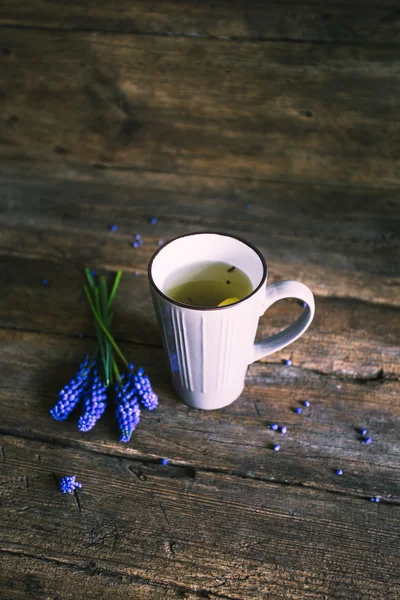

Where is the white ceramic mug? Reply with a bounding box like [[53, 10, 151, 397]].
[[148, 232, 315, 410]]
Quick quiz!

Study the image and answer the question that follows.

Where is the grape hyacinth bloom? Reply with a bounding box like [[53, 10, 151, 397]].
[[50, 356, 92, 421], [78, 369, 107, 432], [59, 475, 82, 494], [128, 365, 159, 411], [115, 379, 141, 443]]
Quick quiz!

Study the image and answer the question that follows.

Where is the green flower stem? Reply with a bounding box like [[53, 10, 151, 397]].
[[83, 284, 129, 368], [112, 357, 122, 384], [84, 268, 96, 292], [108, 270, 122, 309], [92, 286, 110, 385], [94, 321, 109, 386], [99, 276, 111, 384]]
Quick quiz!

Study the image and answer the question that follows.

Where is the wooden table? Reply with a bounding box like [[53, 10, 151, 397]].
[[0, 2, 399, 598]]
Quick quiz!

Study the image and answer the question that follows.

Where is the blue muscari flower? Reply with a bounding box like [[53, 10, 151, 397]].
[[115, 379, 141, 443], [78, 368, 107, 432], [129, 367, 158, 410], [50, 356, 92, 421], [59, 475, 82, 494]]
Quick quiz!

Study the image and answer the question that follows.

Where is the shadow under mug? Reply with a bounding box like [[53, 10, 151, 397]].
[[148, 232, 315, 410]]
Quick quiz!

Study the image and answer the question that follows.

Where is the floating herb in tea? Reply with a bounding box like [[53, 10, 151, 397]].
[[164, 261, 253, 307]]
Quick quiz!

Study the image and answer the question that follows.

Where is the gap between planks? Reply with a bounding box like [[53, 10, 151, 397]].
[[0, 428, 398, 506], [1, 22, 400, 51], [3, 159, 400, 193], [0, 324, 397, 384], [0, 548, 238, 600]]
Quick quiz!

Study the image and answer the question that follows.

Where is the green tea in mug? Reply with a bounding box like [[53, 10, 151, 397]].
[[164, 261, 253, 307]]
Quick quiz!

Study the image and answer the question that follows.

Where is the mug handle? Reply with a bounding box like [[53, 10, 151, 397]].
[[250, 280, 315, 364]]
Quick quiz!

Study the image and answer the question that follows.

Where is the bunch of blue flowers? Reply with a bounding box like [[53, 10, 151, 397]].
[[50, 269, 158, 442]]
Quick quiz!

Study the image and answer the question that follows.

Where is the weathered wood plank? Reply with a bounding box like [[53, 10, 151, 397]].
[[0, 169, 399, 307], [0, 553, 206, 600], [0, 254, 399, 380], [0, 435, 398, 600], [1, 30, 400, 185], [2, 0, 400, 46], [0, 329, 398, 500]]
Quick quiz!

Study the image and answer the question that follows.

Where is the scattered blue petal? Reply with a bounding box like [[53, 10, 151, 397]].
[[362, 437, 372, 445], [360, 428, 367, 436], [303, 400, 310, 407], [150, 217, 158, 224], [273, 444, 280, 452], [109, 225, 118, 232], [157, 240, 164, 246], [161, 458, 169, 465], [283, 358, 293, 366], [41, 279, 49, 286], [335, 469, 343, 476], [270, 423, 279, 431], [90, 270, 97, 276], [295, 407, 302, 415], [59, 475, 82, 494], [280, 426, 287, 435]]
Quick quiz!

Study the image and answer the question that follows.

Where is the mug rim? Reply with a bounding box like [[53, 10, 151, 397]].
[[148, 231, 268, 311]]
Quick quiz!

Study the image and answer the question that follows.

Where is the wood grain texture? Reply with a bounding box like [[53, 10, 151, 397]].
[[2, 0, 400, 45], [1, 29, 400, 185], [0, 167, 399, 307], [1, 435, 399, 600], [0, 254, 399, 381], [0, 329, 398, 502], [0, 3, 399, 596]]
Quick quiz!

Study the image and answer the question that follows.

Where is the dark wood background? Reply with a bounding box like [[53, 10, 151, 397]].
[[0, 1, 399, 598]]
